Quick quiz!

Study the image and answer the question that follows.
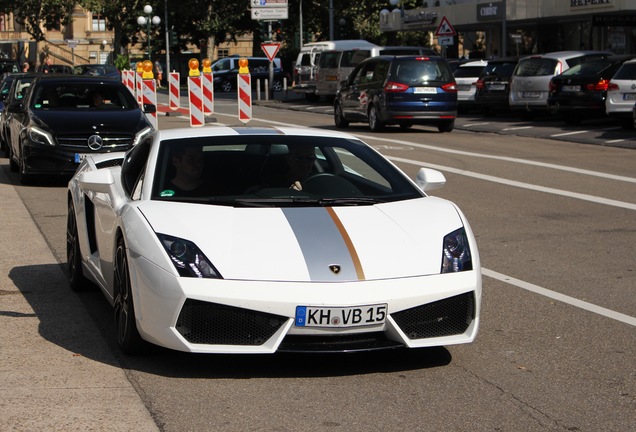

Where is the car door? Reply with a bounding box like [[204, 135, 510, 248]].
[[6, 78, 34, 163]]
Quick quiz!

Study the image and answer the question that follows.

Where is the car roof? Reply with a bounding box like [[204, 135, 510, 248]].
[[459, 60, 488, 67], [32, 75, 125, 84], [520, 50, 612, 61]]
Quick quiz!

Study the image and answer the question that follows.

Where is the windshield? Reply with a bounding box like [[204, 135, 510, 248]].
[[561, 60, 614, 76], [392, 59, 453, 84], [515, 58, 558, 76], [31, 82, 139, 110], [151, 135, 422, 206]]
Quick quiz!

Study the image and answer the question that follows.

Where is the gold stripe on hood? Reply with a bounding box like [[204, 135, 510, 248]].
[[326, 207, 365, 281]]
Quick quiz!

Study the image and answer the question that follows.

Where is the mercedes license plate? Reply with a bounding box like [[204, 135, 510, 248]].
[[74, 153, 88, 163], [295, 304, 387, 328], [414, 87, 437, 94]]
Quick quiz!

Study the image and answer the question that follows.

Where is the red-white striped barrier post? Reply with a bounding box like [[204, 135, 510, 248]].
[[124, 70, 135, 96], [237, 58, 252, 124], [201, 58, 214, 116], [187, 59, 204, 127], [142, 78, 158, 129], [168, 72, 180, 111]]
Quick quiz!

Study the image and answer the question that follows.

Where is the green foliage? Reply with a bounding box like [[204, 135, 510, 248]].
[[0, 0, 77, 42], [114, 54, 130, 71]]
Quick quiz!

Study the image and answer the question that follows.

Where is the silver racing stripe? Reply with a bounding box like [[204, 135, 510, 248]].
[[282, 208, 359, 281]]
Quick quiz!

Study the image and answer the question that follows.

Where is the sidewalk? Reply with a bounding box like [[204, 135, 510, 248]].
[[0, 165, 158, 431]]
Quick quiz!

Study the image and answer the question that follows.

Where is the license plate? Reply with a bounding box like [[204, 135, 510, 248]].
[[414, 87, 437, 94], [456, 85, 471, 91], [562, 85, 580, 92], [522, 91, 541, 98], [295, 304, 387, 328], [487, 83, 505, 91], [326, 75, 338, 81], [74, 153, 88, 163], [624, 93, 636, 100]]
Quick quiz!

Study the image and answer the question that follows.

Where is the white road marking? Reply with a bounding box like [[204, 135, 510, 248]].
[[502, 126, 533, 131], [483, 268, 636, 327], [550, 130, 589, 137], [463, 122, 491, 127]]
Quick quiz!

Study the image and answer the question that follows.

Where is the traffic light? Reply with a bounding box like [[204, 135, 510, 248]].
[[273, 20, 283, 41], [258, 22, 270, 42], [169, 28, 178, 47]]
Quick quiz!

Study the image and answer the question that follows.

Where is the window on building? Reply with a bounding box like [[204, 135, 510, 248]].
[[217, 49, 229, 59], [92, 12, 106, 32]]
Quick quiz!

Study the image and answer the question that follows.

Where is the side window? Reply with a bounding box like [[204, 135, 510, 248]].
[[344, 50, 372, 68], [374, 60, 390, 83], [351, 64, 367, 86], [320, 52, 341, 69]]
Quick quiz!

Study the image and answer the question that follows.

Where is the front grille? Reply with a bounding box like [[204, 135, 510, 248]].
[[57, 134, 133, 152], [176, 300, 287, 346], [391, 292, 475, 340], [278, 333, 404, 353]]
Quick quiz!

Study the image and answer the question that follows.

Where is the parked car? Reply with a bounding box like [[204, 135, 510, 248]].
[[454, 60, 487, 111], [6, 75, 154, 183], [509, 50, 611, 117], [474, 57, 519, 115], [67, 125, 481, 354], [606, 58, 636, 129], [334, 55, 457, 132], [292, 41, 332, 101], [212, 56, 286, 92], [0, 58, 20, 74], [73, 64, 120, 79], [0, 72, 17, 153], [1, 73, 37, 157], [36, 64, 73, 74], [547, 55, 635, 124]]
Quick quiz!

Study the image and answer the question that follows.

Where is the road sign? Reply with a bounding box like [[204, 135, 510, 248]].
[[438, 36, 454, 46], [261, 43, 281, 62], [250, 0, 288, 7], [435, 16, 456, 36], [251, 7, 288, 19]]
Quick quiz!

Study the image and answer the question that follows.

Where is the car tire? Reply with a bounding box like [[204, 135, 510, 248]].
[[272, 79, 283, 92], [221, 80, 233, 93], [114, 236, 147, 355], [368, 105, 384, 132], [67, 201, 92, 291], [437, 119, 455, 133], [334, 101, 349, 128], [19, 151, 31, 185], [8, 143, 18, 172]]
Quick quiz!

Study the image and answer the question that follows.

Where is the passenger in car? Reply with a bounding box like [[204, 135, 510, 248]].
[[168, 145, 210, 196], [261, 144, 317, 191]]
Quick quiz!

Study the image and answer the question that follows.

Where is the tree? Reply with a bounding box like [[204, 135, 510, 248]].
[[0, 0, 77, 42]]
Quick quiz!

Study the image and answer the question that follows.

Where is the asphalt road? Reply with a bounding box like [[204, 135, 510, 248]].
[[3, 97, 635, 431]]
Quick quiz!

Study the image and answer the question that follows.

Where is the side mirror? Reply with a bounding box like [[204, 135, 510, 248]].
[[143, 103, 156, 113], [79, 169, 115, 194], [415, 168, 446, 192]]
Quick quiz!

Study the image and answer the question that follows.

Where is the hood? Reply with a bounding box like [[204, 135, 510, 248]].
[[33, 109, 147, 135], [138, 198, 464, 282]]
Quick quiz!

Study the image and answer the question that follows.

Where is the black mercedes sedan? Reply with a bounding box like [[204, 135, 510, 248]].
[[6, 75, 154, 184]]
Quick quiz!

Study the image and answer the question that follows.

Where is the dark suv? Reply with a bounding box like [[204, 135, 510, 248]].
[[334, 55, 457, 132]]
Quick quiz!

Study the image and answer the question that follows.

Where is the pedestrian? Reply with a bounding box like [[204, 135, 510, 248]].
[[154, 60, 163, 88], [22, 62, 30, 72], [42, 56, 52, 73]]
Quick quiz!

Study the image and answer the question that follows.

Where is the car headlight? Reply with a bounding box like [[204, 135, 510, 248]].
[[157, 233, 222, 278], [27, 126, 55, 146], [441, 228, 473, 273], [132, 126, 153, 146]]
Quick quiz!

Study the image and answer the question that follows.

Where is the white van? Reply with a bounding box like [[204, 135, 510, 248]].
[[314, 42, 436, 100], [292, 42, 333, 101]]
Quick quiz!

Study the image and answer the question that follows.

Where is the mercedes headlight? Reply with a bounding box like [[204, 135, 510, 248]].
[[441, 228, 472, 273], [27, 126, 55, 146], [157, 233, 222, 278]]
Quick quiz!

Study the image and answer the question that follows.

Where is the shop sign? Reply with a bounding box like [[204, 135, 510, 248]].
[[570, 0, 611, 7], [476, 2, 503, 21], [592, 15, 636, 26], [404, 10, 438, 27]]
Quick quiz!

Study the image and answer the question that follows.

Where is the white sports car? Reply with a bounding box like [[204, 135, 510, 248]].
[[67, 126, 481, 354]]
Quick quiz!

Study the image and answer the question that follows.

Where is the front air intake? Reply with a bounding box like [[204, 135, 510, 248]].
[[176, 299, 287, 345]]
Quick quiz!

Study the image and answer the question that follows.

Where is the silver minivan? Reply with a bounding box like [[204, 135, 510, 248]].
[[509, 50, 610, 117]]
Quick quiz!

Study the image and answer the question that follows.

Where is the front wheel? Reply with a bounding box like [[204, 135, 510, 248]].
[[368, 105, 384, 132], [272, 79, 283, 92], [221, 80, 233, 93], [114, 236, 146, 354], [67, 201, 91, 291], [334, 101, 349, 128]]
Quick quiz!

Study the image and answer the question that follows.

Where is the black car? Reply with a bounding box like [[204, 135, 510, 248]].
[[211, 56, 287, 92], [547, 55, 636, 124], [334, 55, 457, 132], [6, 75, 154, 184], [1, 73, 38, 157], [73, 64, 121, 79], [473, 57, 519, 115], [0, 58, 20, 74]]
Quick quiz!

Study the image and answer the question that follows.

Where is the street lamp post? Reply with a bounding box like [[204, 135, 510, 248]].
[[137, 5, 161, 61]]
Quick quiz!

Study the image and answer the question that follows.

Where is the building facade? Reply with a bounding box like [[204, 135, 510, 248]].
[[381, 0, 636, 58]]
